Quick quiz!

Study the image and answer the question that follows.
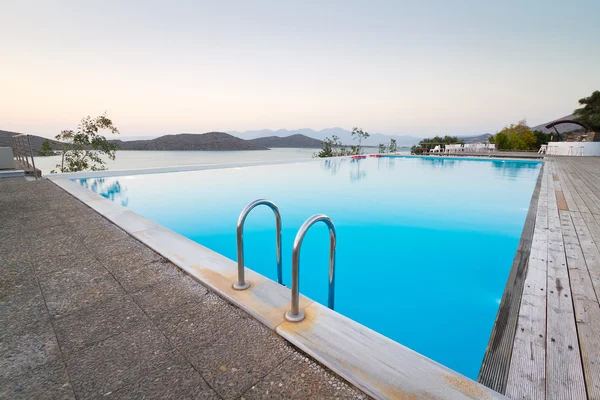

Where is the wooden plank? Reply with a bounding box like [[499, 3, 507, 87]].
[[506, 166, 548, 400], [566, 159, 600, 205], [582, 211, 600, 255], [557, 160, 587, 213], [545, 172, 587, 399], [553, 161, 580, 213], [570, 211, 600, 303], [478, 163, 545, 393], [560, 210, 600, 399], [555, 190, 568, 211], [564, 165, 600, 215], [565, 160, 600, 215], [565, 162, 600, 216]]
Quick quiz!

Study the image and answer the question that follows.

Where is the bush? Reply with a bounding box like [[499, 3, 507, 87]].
[[315, 135, 353, 158], [489, 120, 542, 151]]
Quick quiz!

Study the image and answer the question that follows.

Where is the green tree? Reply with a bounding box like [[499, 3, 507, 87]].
[[389, 138, 397, 153], [489, 120, 537, 150], [533, 130, 552, 148], [573, 90, 600, 131], [378, 143, 387, 154], [49, 114, 119, 173], [351, 127, 370, 154], [316, 136, 334, 158], [38, 140, 57, 156], [316, 135, 345, 158]]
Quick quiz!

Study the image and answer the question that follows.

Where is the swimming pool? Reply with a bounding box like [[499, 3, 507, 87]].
[[76, 156, 541, 379]]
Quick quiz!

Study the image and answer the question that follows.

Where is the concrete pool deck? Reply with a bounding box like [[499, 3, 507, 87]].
[[0, 178, 368, 399]]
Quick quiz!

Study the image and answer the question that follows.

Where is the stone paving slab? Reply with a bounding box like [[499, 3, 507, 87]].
[[31, 251, 101, 276], [0, 360, 75, 400], [53, 295, 147, 357], [0, 321, 61, 380], [65, 323, 183, 398], [39, 264, 125, 319], [129, 272, 210, 318], [103, 257, 171, 293], [107, 361, 220, 400], [242, 352, 366, 399], [191, 316, 294, 400], [0, 177, 368, 399], [148, 292, 244, 351], [0, 276, 49, 334]]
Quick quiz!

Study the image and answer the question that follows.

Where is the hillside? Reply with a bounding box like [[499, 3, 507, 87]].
[[0, 130, 63, 154], [229, 128, 421, 146], [458, 133, 493, 143], [248, 134, 322, 148], [531, 114, 586, 133], [114, 132, 268, 151]]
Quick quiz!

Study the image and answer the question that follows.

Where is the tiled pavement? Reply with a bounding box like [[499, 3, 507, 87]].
[[0, 177, 368, 399]]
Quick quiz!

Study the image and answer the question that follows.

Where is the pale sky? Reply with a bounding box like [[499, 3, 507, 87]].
[[1, 0, 599, 139]]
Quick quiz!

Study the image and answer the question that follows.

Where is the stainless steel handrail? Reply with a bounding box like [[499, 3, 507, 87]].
[[26, 135, 38, 179], [285, 214, 336, 323], [11, 134, 39, 179], [234, 199, 282, 290]]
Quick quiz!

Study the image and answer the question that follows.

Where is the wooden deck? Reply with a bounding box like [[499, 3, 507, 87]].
[[483, 157, 600, 399]]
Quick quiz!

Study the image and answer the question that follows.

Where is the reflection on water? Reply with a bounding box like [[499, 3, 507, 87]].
[[490, 160, 540, 180], [320, 155, 541, 182], [415, 156, 541, 179], [418, 157, 457, 168], [321, 158, 348, 176], [376, 157, 397, 170], [350, 159, 368, 181], [79, 178, 129, 206]]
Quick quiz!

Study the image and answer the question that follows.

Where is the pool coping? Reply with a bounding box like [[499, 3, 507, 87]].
[[48, 159, 507, 400]]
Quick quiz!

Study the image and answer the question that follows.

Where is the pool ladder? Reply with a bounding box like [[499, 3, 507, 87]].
[[235, 199, 337, 323]]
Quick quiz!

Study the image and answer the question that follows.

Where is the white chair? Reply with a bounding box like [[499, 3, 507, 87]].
[[430, 145, 441, 154], [538, 144, 547, 154], [488, 143, 496, 152]]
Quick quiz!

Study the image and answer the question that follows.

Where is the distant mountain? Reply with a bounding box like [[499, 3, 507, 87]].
[[119, 135, 159, 141], [531, 114, 586, 133], [114, 132, 268, 151], [0, 130, 63, 155], [248, 134, 322, 148], [458, 133, 493, 144], [229, 128, 421, 146]]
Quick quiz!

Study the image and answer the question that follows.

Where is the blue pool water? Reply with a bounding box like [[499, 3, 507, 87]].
[[77, 156, 541, 378]]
